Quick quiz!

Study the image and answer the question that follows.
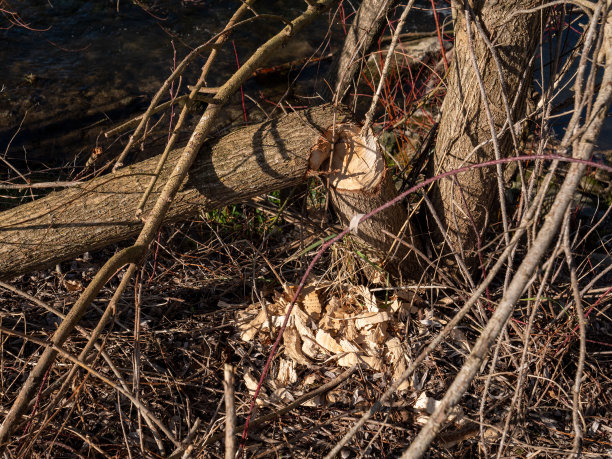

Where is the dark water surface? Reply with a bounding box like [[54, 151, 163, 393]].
[[1, 1, 608, 172], [0, 1, 326, 166]]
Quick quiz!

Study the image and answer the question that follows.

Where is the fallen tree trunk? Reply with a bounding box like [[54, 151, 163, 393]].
[[0, 105, 353, 279], [0, 104, 420, 280]]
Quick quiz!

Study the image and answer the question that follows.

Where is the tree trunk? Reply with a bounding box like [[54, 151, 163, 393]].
[[431, 0, 540, 264], [0, 104, 419, 280], [0, 105, 352, 279], [311, 124, 421, 278], [317, 0, 396, 104]]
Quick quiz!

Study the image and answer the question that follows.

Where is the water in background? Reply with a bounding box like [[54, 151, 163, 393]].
[[0, 0, 438, 169], [0, 1, 313, 165], [2, 1, 607, 170]]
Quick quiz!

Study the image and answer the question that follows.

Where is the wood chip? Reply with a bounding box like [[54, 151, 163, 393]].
[[283, 326, 311, 366], [354, 311, 391, 329], [315, 329, 344, 354]]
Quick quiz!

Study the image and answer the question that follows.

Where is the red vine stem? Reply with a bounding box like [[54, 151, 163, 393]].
[[430, 0, 448, 72]]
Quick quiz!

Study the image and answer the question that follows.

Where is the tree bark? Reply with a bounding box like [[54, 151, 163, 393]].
[[0, 105, 353, 280], [317, 0, 396, 104], [431, 0, 540, 264], [0, 104, 419, 280]]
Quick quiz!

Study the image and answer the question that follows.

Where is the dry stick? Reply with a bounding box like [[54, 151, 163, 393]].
[[576, 198, 612, 249], [379, 228, 456, 288], [578, 256, 612, 299], [532, 2, 603, 245], [559, 3, 603, 153], [0, 280, 166, 452], [399, 22, 612, 459], [421, 194, 476, 290], [111, 7, 300, 170], [530, 17, 553, 244], [363, 413, 390, 456], [495, 228, 564, 458], [112, 39, 218, 170], [0, 326, 180, 448], [401, 153, 602, 459], [109, 10, 277, 171], [361, 0, 416, 135], [223, 364, 236, 459], [562, 214, 587, 458], [34, 4, 254, 444], [0, 0, 337, 449], [0, 181, 82, 190], [104, 93, 215, 138], [170, 418, 201, 459], [477, 332, 504, 457], [504, 1, 596, 23], [65, 427, 112, 459], [194, 365, 357, 453], [529, 53, 576, 243], [330, 0, 395, 104], [1, 112, 29, 185], [133, 270, 145, 455], [30, 266, 165, 455], [135, 0, 255, 214]]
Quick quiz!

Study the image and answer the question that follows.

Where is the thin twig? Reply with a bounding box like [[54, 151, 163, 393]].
[[134, 0, 255, 214], [562, 212, 587, 458], [0, 326, 180, 448], [361, 0, 416, 134], [224, 364, 237, 459]]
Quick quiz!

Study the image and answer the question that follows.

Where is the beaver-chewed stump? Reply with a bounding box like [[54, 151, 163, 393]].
[[310, 123, 422, 280], [0, 105, 420, 280]]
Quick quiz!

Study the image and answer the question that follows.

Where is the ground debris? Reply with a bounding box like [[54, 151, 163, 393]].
[[237, 283, 422, 400]]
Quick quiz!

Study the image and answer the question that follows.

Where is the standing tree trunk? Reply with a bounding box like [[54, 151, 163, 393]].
[[316, 0, 423, 279], [312, 124, 422, 279], [431, 0, 540, 265], [326, 0, 396, 104]]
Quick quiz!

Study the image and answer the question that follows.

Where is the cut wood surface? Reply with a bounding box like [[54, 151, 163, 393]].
[[312, 124, 422, 277], [0, 105, 354, 280]]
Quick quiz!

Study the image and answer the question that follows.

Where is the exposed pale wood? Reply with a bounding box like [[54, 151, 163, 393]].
[[311, 124, 421, 277], [0, 105, 353, 280]]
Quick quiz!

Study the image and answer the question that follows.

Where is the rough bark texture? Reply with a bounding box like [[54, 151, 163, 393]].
[[431, 0, 540, 263], [0, 105, 354, 280], [332, 171, 420, 277], [317, 0, 396, 103]]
